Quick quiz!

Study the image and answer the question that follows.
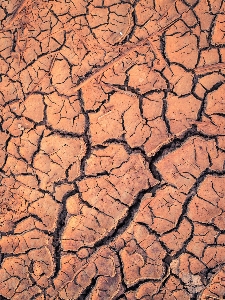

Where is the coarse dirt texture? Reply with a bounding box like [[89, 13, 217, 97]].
[[0, 0, 225, 299]]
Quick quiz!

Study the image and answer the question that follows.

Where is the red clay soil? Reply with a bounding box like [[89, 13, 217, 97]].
[[0, 0, 225, 299]]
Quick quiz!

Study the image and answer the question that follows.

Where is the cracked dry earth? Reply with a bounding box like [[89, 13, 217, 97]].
[[1, 0, 225, 299]]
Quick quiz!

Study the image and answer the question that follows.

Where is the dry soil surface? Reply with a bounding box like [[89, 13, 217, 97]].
[[0, 0, 225, 299]]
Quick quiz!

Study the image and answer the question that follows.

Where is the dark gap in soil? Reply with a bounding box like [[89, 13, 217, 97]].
[[77, 276, 98, 299], [92, 182, 163, 250], [117, 278, 161, 298], [79, 89, 92, 179], [52, 188, 78, 280], [116, 251, 128, 291], [149, 125, 197, 173], [0, 253, 4, 268]]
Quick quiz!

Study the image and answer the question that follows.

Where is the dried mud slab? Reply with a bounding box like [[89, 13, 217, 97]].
[[0, 0, 225, 299]]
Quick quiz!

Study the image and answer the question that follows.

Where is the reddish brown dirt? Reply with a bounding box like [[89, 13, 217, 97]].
[[0, 0, 225, 299]]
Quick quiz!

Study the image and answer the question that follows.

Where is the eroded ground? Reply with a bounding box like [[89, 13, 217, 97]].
[[0, 0, 225, 299]]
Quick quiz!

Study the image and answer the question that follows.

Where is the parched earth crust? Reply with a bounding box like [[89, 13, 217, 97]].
[[0, 0, 225, 299]]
